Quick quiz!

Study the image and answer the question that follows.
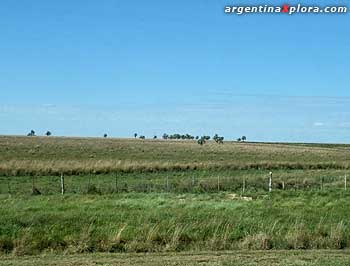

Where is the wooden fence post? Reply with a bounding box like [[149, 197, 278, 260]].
[[217, 176, 220, 192], [7, 177, 11, 195], [166, 175, 169, 192], [192, 176, 195, 187], [31, 175, 41, 195], [32, 175, 35, 192], [242, 178, 246, 196], [345, 174, 347, 190], [61, 174, 65, 195], [269, 172, 272, 193]]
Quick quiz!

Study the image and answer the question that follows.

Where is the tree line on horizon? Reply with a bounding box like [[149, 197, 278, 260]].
[[27, 130, 51, 137], [134, 132, 247, 145], [25, 130, 247, 144]]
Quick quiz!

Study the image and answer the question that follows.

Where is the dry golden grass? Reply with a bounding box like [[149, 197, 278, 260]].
[[1, 136, 350, 176]]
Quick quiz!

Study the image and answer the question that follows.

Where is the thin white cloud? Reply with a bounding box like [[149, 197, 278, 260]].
[[313, 122, 324, 127]]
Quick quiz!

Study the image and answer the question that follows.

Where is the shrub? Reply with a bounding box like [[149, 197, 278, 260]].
[[239, 233, 272, 250]]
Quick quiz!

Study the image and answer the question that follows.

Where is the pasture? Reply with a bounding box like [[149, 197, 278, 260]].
[[1, 135, 350, 265], [1, 136, 350, 176]]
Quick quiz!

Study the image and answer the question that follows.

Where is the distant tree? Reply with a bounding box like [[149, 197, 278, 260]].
[[237, 138, 241, 142], [162, 133, 196, 140], [104, 134, 108, 138], [217, 137, 224, 144], [213, 134, 224, 144], [195, 136, 199, 140], [153, 135, 157, 139], [27, 130, 36, 136], [185, 134, 194, 140], [168, 134, 180, 140], [134, 133, 138, 138], [45, 131, 52, 136], [203, 136, 211, 141], [197, 137, 206, 146], [139, 135, 145, 139], [242, 136, 247, 142]]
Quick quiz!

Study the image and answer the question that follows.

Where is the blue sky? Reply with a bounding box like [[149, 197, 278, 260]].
[[1, 0, 350, 142]]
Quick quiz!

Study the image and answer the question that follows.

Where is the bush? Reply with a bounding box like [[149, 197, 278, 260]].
[[285, 224, 310, 249], [239, 233, 272, 250]]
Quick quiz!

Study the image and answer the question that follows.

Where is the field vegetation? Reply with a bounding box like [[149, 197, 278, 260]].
[[1, 136, 350, 176], [1, 191, 350, 255], [1, 136, 350, 261], [0, 169, 349, 195]]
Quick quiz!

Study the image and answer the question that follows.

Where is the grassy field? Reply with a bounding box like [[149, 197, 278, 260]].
[[1, 136, 350, 176], [1, 135, 350, 263], [1, 251, 350, 266], [1, 169, 349, 195], [1, 192, 350, 255], [0, 135, 349, 195]]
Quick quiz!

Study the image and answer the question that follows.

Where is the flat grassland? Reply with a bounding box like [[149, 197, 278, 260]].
[[1, 136, 350, 176], [1, 136, 350, 264]]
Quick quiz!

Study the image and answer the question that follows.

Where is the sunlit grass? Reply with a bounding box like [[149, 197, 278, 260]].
[[1, 136, 350, 176], [1, 191, 350, 255]]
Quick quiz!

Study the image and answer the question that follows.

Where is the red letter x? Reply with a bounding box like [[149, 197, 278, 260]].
[[282, 4, 290, 13]]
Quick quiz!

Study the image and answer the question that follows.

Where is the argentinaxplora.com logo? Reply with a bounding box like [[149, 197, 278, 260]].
[[224, 4, 348, 15]]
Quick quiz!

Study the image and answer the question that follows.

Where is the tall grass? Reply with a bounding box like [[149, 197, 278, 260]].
[[1, 160, 349, 177], [1, 191, 350, 255]]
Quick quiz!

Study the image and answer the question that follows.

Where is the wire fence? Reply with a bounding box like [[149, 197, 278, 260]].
[[0, 170, 348, 196]]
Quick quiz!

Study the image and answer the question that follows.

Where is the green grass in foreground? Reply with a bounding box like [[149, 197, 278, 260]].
[[1, 191, 350, 255], [1, 251, 350, 266], [1, 169, 349, 195]]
